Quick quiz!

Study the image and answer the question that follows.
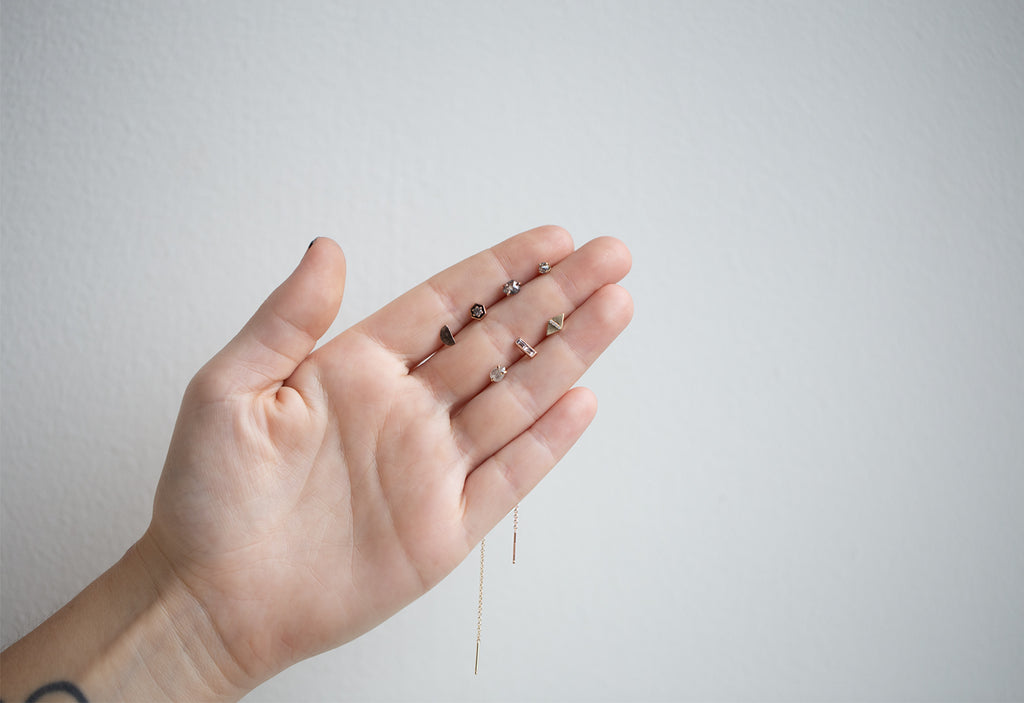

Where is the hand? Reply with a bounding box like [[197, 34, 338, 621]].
[[141, 225, 632, 687]]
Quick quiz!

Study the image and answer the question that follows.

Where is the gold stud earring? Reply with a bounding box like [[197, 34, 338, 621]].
[[547, 313, 564, 336]]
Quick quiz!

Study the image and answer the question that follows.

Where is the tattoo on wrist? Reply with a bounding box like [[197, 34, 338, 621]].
[[17, 680, 88, 703]]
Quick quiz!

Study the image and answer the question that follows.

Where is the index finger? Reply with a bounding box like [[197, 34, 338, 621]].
[[354, 225, 575, 367]]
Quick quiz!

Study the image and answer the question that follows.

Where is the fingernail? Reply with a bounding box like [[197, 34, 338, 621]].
[[307, 237, 319, 251]]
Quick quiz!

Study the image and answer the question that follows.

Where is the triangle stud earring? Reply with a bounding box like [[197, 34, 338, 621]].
[[547, 313, 564, 336]]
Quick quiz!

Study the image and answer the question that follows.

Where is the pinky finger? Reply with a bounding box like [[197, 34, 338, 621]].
[[461, 386, 599, 544]]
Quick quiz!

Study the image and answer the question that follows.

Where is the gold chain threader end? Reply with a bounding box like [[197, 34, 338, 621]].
[[475, 537, 485, 675], [512, 505, 519, 564]]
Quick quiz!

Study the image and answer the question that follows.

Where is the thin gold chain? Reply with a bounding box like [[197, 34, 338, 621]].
[[474, 536, 485, 675], [476, 503, 519, 674]]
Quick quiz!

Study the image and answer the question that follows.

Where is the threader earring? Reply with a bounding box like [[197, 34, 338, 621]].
[[512, 505, 519, 564], [475, 536, 485, 675], [473, 266, 563, 675]]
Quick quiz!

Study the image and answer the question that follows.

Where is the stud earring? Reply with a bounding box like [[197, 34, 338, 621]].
[[546, 313, 564, 336], [515, 337, 537, 358]]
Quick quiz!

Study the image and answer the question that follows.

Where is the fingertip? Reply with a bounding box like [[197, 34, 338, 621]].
[[306, 236, 346, 269], [303, 237, 347, 302], [535, 224, 575, 254], [504, 224, 575, 269], [584, 283, 635, 336], [606, 283, 635, 324], [565, 385, 599, 425], [607, 236, 633, 275], [592, 236, 633, 280], [541, 386, 599, 448]]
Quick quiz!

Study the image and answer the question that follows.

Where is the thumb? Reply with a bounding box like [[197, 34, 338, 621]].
[[209, 238, 346, 395]]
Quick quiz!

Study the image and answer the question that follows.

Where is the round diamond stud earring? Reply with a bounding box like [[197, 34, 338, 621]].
[[503, 280, 521, 296]]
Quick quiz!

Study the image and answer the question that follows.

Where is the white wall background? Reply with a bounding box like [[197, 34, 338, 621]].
[[3, 1, 1023, 700]]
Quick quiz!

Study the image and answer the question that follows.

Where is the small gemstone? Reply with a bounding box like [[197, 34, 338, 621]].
[[489, 366, 507, 382], [470, 303, 486, 320], [538, 262, 551, 274], [515, 338, 537, 358], [503, 280, 521, 296]]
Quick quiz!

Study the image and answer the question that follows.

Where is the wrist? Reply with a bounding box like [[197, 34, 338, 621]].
[[111, 533, 257, 702], [1, 535, 255, 703]]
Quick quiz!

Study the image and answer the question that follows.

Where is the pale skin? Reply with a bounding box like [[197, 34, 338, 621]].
[[1, 226, 633, 702]]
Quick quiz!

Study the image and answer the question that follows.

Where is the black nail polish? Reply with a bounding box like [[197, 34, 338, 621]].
[[307, 238, 318, 251]]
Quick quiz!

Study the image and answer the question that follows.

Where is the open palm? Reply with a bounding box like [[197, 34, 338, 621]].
[[142, 226, 632, 685]]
